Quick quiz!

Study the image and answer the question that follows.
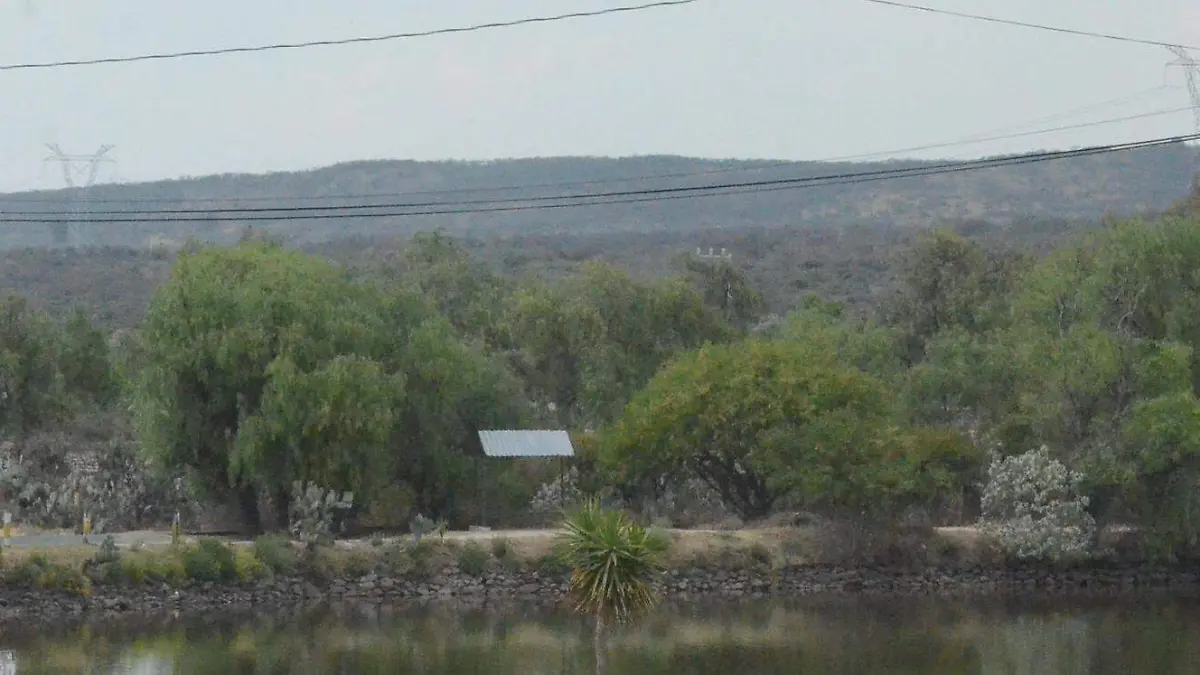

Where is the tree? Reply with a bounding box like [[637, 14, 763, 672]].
[[133, 241, 529, 532], [0, 295, 65, 437], [1112, 392, 1200, 560], [55, 308, 118, 407], [603, 339, 903, 520], [558, 498, 664, 675], [389, 231, 511, 347], [887, 230, 1027, 363], [133, 242, 400, 531], [678, 254, 765, 330], [504, 263, 734, 427]]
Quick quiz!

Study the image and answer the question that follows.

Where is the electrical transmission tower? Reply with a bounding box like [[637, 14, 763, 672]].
[[43, 144, 115, 248], [1167, 47, 1200, 186]]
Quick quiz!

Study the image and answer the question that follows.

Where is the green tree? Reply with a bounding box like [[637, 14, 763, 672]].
[[55, 308, 118, 407], [1112, 391, 1200, 560], [133, 242, 399, 531], [603, 339, 902, 520], [678, 253, 766, 330], [887, 230, 1027, 363], [134, 241, 528, 532], [390, 231, 511, 347], [0, 295, 64, 437], [505, 263, 734, 427], [558, 498, 664, 675]]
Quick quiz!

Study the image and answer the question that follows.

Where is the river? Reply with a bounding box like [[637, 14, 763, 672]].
[[0, 594, 1196, 673]]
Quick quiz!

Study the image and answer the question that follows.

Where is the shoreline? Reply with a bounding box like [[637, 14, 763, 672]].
[[2, 559, 1198, 624], [0, 526, 1196, 624]]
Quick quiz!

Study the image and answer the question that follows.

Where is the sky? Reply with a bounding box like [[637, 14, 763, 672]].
[[0, 0, 1197, 192]]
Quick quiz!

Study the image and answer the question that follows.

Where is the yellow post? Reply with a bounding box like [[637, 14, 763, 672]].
[[171, 511, 181, 547], [82, 512, 92, 544]]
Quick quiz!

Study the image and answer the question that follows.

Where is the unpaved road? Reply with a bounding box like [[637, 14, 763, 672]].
[[2, 530, 174, 549]]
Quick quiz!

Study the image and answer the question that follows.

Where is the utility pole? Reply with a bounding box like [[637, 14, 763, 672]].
[[1167, 47, 1200, 187], [694, 246, 732, 262], [692, 246, 736, 317], [43, 144, 115, 248]]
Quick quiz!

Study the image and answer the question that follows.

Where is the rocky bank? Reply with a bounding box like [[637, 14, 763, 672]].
[[2, 562, 1199, 623]]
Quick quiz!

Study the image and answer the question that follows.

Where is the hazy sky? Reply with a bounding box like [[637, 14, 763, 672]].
[[0, 0, 1197, 192]]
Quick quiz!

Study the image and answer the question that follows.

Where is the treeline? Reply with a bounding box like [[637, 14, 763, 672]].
[[4, 217, 1200, 560]]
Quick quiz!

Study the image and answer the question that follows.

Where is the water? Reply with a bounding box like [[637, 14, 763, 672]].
[[0, 595, 1198, 673]]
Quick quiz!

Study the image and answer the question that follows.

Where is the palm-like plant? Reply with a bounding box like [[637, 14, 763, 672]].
[[558, 498, 666, 674]]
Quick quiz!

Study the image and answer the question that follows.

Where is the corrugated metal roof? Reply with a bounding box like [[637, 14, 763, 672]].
[[478, 430, 575, 458]]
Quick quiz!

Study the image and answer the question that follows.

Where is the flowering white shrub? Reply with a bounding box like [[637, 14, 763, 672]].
[[978, 446, 1095, 561]]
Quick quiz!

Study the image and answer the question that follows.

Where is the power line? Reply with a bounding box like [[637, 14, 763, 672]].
[[1, 132, 1194, 224], [862, 0, 1200, 51], [3, 98, 1188, 208], [6, 106, 1191, 216], [0, 0, 698, 72]]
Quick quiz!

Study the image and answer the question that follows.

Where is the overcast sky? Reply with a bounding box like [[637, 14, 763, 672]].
[[0, 0, 1196, 192]]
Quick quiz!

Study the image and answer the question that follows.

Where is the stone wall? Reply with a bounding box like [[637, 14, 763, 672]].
[[3, 562, 1199, 624]]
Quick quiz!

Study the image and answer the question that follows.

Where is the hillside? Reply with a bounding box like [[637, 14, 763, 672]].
[[0, 147, 1194, 251], [0, 217, 1087, 330]]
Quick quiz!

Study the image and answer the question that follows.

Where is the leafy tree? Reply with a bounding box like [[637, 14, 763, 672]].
[[0, 295, 65, 437], [888, 230, 1027, 363], [505, 263, 734, 427], [390, 231, 511, 347], [133, 242, 399, 531], [55, 309, 119, 407], [1112, 392, 1200, 560], [677, 254, 766, 330], [604, 339, 902, 520], [134, 241, 529, 532]]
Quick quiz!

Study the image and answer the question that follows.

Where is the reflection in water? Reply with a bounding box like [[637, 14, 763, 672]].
[[0, 595, 1198, 673]]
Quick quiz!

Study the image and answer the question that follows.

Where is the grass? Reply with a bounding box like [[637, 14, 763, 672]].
[[0, 525, 1084, 597]]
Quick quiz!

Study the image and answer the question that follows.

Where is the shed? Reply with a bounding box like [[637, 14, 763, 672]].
[[476, 430, 576, 526]]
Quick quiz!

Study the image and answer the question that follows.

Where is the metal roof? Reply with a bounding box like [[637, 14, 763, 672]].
[[478, 430, 575, 458]]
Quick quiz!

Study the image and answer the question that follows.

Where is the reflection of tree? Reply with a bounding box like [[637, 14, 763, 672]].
[[978, 616, 1094, 675]]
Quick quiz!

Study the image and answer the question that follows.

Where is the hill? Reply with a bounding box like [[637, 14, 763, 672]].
[[0, 148, 1193, 327], [0, 147, 1194, 251]]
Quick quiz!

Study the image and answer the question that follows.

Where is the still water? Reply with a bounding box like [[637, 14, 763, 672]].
[[0, 595, 1197, 674]]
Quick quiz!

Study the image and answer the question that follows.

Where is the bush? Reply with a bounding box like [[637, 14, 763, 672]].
[[489, 537, 510, 560], [806, 519, 938, 568], [537, 552, 570, 578], [978, 446, 1096, 561], [233, 547, 269, 582], [181, 538, 238, 582], [456, 542, 489, 577], [7, 554, 92, 596], [407, 539, 436, 578], [253, 534, 299, 576]]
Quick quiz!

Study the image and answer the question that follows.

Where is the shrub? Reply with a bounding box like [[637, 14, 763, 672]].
[[978, 446, 1096, 561], [407, 539, 436, 578], [7, 555, 92, 596], [340, 548, 377, 577], [807, 520, 937, 568], [456, 542, 489, 577], [233, 547, 270, 582], [253, 534, 299, 576], [747, 541, 773, 568], [142, 552, 187, 585], [537, 552, 570, 578], [181, 538, 238, 582], [490, 537, 510, 560]]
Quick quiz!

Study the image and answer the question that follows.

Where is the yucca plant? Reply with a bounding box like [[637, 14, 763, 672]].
[[558, 498, 665, 674]]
